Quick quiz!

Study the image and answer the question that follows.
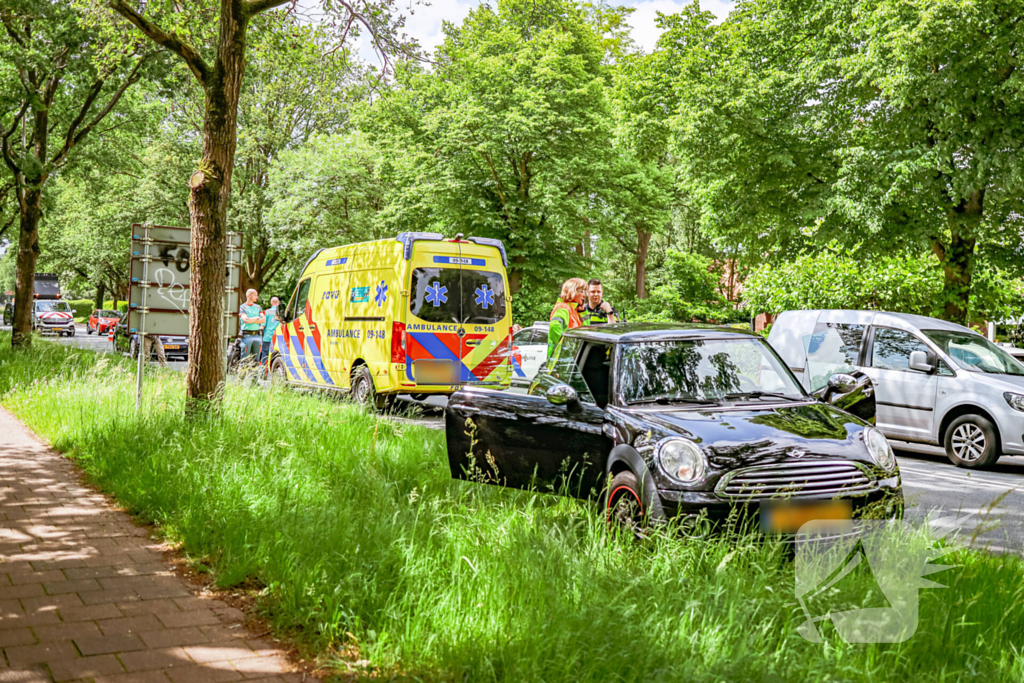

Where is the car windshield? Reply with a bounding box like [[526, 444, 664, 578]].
[[36, 301, 71, 313], [99, 310, 121, 318], [922, 329, 1024, 375], [619, 338, 807, 404]]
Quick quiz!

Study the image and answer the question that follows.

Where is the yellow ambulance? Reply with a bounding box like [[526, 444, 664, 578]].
[[269, 232, 513, 408]]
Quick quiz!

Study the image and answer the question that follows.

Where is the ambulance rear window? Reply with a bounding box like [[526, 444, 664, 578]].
[[409, 268, 506, 325]]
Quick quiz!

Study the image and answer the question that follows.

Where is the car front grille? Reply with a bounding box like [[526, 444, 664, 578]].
[[715, 460, 874, 500]]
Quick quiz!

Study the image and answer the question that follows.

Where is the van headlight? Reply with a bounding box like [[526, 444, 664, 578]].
[[864, 427, 896, 471], [1003, 392, 1024, 413], [655, 437, 707, 485]]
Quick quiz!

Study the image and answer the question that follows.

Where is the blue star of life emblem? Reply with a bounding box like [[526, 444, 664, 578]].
[[374, 280, 388, 307], [425, 282, 448, 306], [474, 284, 495, 309]]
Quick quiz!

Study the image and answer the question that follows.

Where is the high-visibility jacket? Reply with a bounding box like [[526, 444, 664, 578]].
[[547, 301, 583, 360]]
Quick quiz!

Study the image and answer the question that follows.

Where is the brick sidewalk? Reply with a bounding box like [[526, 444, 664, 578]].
[[0, 407, 313, 683]]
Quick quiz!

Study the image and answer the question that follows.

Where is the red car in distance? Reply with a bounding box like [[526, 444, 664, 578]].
[[87, 309, 122, 335]]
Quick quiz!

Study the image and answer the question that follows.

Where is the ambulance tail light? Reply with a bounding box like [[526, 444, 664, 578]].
[[391, 322, 407, 363]]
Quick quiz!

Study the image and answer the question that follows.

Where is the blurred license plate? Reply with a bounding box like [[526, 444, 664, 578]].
[[163, 344, 181, 350], [760, 500, 852, 533], [414, 361, 457, 385]]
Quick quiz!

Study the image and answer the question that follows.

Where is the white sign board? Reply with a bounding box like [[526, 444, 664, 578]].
[[127, 224, 242, 337]]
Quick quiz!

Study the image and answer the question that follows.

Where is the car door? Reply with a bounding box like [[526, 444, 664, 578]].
[[861, 326, 942, 442], [446, 337, 611, 497]]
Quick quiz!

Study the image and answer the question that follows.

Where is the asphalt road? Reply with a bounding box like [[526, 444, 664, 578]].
[[5, 322, 1024, 553]]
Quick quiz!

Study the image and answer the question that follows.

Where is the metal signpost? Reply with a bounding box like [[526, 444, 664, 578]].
[[128, 224, 242, 408]]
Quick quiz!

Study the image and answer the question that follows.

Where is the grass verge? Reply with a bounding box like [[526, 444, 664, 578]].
[[1, 333, 1023, 681]]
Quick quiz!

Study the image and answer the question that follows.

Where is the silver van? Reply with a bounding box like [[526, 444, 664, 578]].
[[768, 310, 1024, 469]]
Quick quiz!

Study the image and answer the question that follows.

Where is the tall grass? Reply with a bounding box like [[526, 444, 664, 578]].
[[2, 333, 1023, 681]]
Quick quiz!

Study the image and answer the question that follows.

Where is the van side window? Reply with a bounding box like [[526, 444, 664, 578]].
[[289, 279, 311, 321], [871, 327, 929, 371], [805, 323, 866, 391]]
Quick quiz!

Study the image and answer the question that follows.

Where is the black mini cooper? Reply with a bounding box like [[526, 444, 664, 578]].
[[445, 323, 902, 533]]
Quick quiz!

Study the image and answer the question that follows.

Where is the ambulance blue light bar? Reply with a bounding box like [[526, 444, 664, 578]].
[[467, 237, 508, 268], [395, 232, 445, 260]]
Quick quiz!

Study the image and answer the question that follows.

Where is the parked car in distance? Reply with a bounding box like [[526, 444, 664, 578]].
[[769, 310, 1024, 469], [446, 323, 901, 534], [511, 321, 549, 385], [87, 309, 122, 335], [112, 317, 188, 361]]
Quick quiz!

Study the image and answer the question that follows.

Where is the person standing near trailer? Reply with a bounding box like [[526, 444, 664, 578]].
[[238, 289, 264, 361], [261, 296, 281, 362]]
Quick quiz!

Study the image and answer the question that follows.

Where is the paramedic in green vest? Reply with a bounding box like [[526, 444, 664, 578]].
[[581, 278, 618, 325], [547, 277, 586, 360], [238, 289, 264, 361], [260, 296, 281, 363]]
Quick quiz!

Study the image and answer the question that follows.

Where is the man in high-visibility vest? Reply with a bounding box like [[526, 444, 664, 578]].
[[580, 278, 618, 325]]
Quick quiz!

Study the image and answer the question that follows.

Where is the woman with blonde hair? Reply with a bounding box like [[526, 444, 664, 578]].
[[547, 277, 586, 359]]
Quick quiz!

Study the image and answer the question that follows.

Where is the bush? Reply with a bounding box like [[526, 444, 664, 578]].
[[66, 299, 95, 321], [624, 250, 747, 324], [743, 250, 1024, 322]]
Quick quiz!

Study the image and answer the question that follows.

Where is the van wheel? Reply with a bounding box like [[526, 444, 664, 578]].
[[351, 366, 393, 411], [270, 357, 288, 386], [945, 414, 1000, 469], [605, 471, 647, 538]]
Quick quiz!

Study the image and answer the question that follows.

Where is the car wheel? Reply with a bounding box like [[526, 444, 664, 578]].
[[351, 365, 392, 411], [87, 324, 93, 335], [68, 327, 75, 337], [605, 471, 647, 538], [945, 414, 1000, 469]]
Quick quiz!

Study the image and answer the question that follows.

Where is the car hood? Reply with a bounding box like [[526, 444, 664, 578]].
[[963, 371, 1024, 394], [625, 401, 872, 469]]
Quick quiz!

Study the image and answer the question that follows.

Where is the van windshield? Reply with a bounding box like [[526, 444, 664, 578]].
[[923, 329, 1024, 375], [409, 268, 506, 325], [36, 301, 71, 313]]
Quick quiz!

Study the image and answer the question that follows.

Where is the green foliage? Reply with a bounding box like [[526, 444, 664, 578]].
[[661, 0, 1024, 323], [5, 335, 1024, 681], [625, 250, 745, 324], [744, 250, 1024, 322], [362, 0, 616, 309]]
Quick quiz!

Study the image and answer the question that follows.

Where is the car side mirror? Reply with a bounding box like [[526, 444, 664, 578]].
[[827, 373, 858, 394], [546, 383, 582, 413], [821, 371, 876, 424], [908, 350, 935, 373]]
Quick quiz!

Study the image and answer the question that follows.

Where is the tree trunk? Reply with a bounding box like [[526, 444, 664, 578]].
[[94, 282, 106, 312], [635, 227, 651, 300], [935, 191, 983, 325], [11, 185, 43, 348], [184, 6, 249, 413]]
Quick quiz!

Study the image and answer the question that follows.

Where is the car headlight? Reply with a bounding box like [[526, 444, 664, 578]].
[[864, 427, 896, 471], [1004, 392, 1024, 413], [655, 437, 707, 485]]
